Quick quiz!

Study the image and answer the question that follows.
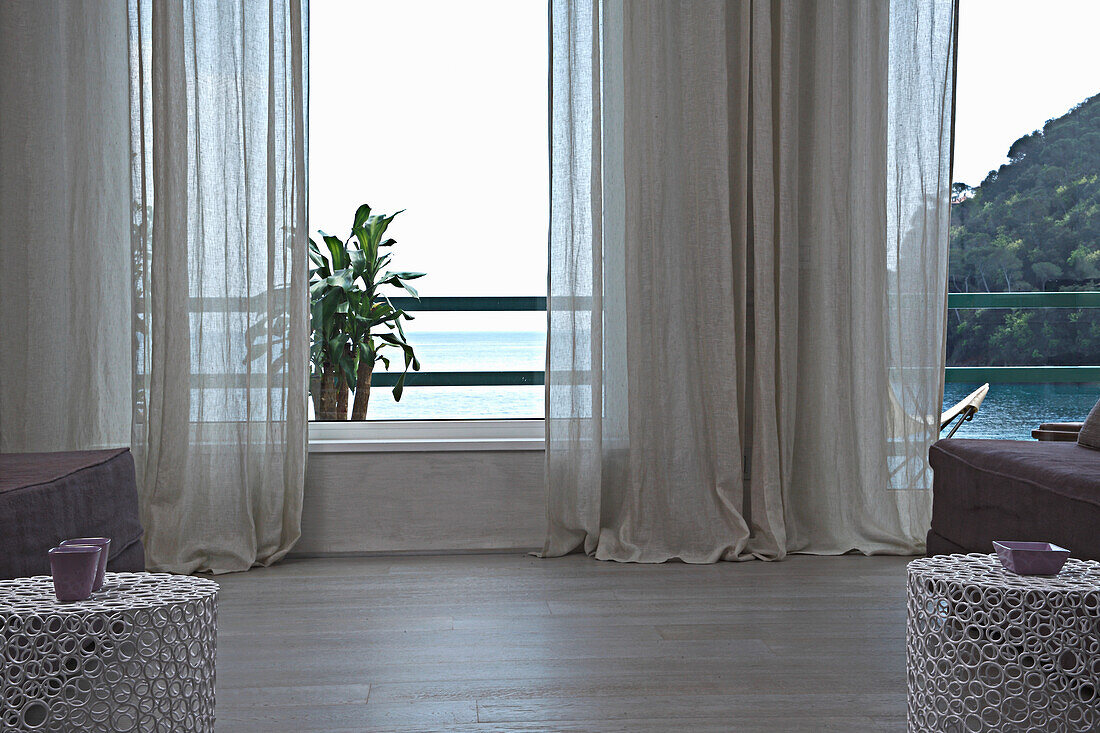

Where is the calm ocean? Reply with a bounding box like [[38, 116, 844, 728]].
[[941, 382, 1098, 440], [367, 331, 545, 420], [368, 331, 1098, 438]]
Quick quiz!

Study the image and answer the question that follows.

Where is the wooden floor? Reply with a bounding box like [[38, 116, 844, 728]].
[[214, 553, 912, 732]]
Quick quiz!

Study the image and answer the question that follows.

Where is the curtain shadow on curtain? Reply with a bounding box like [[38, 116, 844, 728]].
[[128, 0, 309, 573], [544, 0, 956, 562]]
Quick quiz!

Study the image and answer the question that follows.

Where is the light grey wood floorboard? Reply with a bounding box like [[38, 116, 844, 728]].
[[214, 553, 911, 732]]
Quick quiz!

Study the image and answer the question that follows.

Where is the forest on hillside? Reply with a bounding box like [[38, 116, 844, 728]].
[[947, 93, 1100, 366]]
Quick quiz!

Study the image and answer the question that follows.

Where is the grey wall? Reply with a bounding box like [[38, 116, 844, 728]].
[[295, 450, 546, 555]]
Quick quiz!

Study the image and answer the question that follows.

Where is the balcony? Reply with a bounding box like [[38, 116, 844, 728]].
[[945, 291, 1100, 384], [348, 292, 1099, 442], [362, 291, 1100, 386], [944, 291, 1099, 439]]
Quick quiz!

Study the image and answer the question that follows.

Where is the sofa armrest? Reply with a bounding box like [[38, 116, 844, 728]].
[[1032, 428, 1083, 441], [1038, 422, 1084, 432]]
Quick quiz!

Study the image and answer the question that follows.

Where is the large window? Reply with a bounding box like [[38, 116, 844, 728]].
[[946, 0, 1100, 438], [309, 0, 548, 421]]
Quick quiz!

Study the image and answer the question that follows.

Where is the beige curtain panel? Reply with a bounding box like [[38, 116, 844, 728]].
[[129, 0, 309, 573], [0, 0, 132, 453], [544, 0, 957, 561]]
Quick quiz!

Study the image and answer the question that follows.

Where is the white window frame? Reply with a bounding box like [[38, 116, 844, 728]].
[[308, 419, 544, 453]]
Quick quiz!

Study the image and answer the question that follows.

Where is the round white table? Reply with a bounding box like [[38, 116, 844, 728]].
[[0, 572, 218, 732], [906, 553, 1100, 732]]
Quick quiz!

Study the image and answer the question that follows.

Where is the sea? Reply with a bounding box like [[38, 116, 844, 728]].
[[366, 331, 1098, 439], [366, 330, 545, 420], [941, 382, 1098, 440]]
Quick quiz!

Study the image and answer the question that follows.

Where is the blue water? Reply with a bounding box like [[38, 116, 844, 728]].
[[942, 383, 1098, 440], [366, 331, 545, 419], [360, 331, 1099, 431]]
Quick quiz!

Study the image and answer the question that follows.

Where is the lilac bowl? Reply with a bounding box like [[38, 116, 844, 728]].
[[993, 540, 1070, 576], [48, 545, 102, 601], [61, 537, 111, 591]]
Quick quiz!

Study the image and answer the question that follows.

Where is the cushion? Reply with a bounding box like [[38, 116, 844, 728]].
[[1078, 396, 1100, 451], [928, 439, 1100, 561], [0, 448, 145, 579], [1038, 422, 1084, 432]]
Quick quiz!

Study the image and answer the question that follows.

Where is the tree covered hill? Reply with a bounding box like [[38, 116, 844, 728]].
[[947, 93, 1100, 366]]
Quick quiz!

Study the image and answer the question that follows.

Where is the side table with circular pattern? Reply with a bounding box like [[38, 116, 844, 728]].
[[906, 553, 1100, 732], [0, 572, 218, 732]]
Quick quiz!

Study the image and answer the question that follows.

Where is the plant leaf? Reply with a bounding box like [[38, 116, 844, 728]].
[[378, 272, 423, 298], [310, 204, 422, 402], [348, 248, 367, 275], [308, 239, 327, 267], [389, 271, 426, 280], [352, 203, 371, 233], [325, 269, 355, 292], [321, 233, 348, 271]]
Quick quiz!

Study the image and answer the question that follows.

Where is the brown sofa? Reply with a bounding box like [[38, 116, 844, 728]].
[[0, 448, 145, 579], [927, 438, 1100, 560]]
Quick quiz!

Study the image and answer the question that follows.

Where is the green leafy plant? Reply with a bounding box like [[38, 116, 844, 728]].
[[309, 204, 423, 420]]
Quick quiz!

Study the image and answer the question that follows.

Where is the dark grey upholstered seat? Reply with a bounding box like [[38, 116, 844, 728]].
[[0, 448, 145, 579], [928, 438, 1100, 561], [1079, 397, 1100, 451]]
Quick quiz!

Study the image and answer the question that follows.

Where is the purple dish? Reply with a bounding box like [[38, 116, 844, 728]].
[[48, 545, 102, 601], [61, 537, 111, 591], [993, 540, 1070, 576]]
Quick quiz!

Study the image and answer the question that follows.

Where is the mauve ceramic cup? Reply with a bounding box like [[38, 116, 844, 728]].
[[48, 545, 102, 601], [60, 537, 111, 591], [993, 540, 1071, 575]]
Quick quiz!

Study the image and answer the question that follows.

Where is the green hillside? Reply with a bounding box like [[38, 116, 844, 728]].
[[947, 93, 1100, 366]]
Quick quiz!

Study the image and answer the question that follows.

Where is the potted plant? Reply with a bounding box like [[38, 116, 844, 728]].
[[309, 204, 423, 420]]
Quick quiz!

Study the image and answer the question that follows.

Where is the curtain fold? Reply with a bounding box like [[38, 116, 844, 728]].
[[129, 0, 309, 573], [544, 0, 956, 561]]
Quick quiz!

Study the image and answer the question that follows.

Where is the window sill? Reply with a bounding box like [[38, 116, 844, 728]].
[[308, 419, 545, 453]]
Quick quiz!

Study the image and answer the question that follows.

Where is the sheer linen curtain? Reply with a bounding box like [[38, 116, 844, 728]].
[[0, 0, 132, 453], [544, 0, 956, 561], [129, 0, 309, 573]]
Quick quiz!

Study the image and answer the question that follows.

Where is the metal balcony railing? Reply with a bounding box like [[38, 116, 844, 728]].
[[370, 296, 546, 388], [365, 291, 1100, 388], [944, 291, 1100, 383]]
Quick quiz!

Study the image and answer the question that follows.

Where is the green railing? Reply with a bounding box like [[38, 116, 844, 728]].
[[371, 296, 546, 388], [368, 292, 1100, 387], [945, 291, 1100, 383], [946, 291, 1100, 309], [390, 296, 546, 312]]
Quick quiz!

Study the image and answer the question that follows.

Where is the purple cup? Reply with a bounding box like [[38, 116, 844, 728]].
[[60, 537, 111, 591], [48, 545, 102, 601]]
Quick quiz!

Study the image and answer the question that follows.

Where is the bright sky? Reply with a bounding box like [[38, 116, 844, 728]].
[[309, 0, 548, 324], [310, 0, 1100, 308], [953, 0, 1100, 187]]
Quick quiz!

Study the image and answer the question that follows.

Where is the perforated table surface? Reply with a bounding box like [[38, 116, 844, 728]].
[[906, 553, 1100, 732], [0, 572, 218, 732]]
